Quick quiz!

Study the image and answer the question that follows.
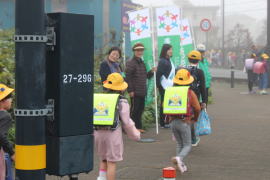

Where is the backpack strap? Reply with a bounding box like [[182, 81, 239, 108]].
[[186, 89, 193, 117]]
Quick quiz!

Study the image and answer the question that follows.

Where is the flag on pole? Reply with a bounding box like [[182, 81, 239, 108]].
[[180, 19, 194, 67], [156, 7, 181, 67], [129, 8, 154, 104]]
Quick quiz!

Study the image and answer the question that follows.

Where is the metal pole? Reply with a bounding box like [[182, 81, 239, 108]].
[[267, 0, 270, 50], [150, 7, 159, 135], [231, 66, 235, 88], [189, 20, 197, 48], [222, 0, 225, 67], [267, 0, 270, 88], [122, 32, 126, 68], [206, 31, 209, 49], [15, 0, 46, 180]]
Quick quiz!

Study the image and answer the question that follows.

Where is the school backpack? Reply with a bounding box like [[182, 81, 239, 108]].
[[253, 61, 266, 74], [163, 87, 194, 119], [93, 94, 123, 131], [245, 59, 255, 70], [187, 66, 201, 96]]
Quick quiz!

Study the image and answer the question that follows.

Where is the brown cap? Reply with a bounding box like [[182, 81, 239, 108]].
[[132, 43, 145, 51]]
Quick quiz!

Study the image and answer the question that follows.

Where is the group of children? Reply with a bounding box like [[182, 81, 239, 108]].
[[94, 44, 211, 179], [0, 45, 211, 180], [245, 53, 269, 95]]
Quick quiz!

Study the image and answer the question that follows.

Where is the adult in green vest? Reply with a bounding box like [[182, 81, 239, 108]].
[[94, 73, 141, 180], [165, 69, 201, 174], [197, 44, 212, 105]]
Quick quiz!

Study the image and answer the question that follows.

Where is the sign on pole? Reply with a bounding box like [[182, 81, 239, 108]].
[[200, 18, 212, 32]]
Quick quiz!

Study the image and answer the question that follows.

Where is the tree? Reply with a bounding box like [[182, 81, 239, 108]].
[[225, 24, 254, 52], [0, 29, 15, 87], [256, 20, 267, 46]]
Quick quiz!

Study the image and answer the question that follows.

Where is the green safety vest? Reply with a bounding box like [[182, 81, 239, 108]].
[[163, 86, 189, 115], [93, 94, 120, 126]]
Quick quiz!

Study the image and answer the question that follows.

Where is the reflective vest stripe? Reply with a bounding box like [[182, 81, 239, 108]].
[[93, 94, 119, 126], [163, 86, 189, 115]]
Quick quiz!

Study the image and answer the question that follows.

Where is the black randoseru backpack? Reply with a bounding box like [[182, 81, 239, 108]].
[[187, 66, 201, 96]]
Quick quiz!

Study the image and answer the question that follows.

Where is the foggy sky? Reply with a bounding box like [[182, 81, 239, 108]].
[[132, 0, 267, 20]]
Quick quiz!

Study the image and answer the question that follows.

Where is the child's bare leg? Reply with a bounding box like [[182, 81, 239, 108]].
[[100, 160, 107, 171], [106, 161, 116, 180], [97, 160, 107, 179]]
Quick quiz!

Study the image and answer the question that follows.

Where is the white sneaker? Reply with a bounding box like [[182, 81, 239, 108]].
[[262, 90, 268, 95], [182, 164, 188, 172], [172, 157, 185, 173], [97, 177, 107, 180], [192, 137, 200, 147]]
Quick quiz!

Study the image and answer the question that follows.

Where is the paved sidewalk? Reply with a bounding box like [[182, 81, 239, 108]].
[[48, 82, 270, 180]]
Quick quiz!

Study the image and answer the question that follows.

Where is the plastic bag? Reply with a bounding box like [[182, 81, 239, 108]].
[[195, 110, 212, 136]]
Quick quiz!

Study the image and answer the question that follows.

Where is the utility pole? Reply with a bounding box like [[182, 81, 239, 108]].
[[222, 0, 225, 65], [15, 0, 46, 180], [267, 0, 270, 50]]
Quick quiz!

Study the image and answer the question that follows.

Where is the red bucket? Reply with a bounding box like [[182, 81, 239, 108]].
[[163, 167, 176, 179]]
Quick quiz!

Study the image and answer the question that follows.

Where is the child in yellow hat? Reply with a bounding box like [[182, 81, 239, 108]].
[[95, 73, 140, 180], [169, 69, 201, 174], [0, 84, 15, 180]]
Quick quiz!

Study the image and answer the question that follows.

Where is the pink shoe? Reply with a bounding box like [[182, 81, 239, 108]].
[[171, 157, 185, 173]]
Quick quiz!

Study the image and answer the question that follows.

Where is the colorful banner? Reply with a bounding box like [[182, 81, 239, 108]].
[[156, 7, 181, 67], [180, 19, 194, 67], [121, 1, 142, 32], [129, 8, 154, 104]]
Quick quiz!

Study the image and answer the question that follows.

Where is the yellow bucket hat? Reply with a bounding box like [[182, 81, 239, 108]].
[[261, 53, 269, 60], [0, 84, 14, 101], [188, 50, 202, 60], [173, 69, 194, 85], [103, 73, 128, 91]]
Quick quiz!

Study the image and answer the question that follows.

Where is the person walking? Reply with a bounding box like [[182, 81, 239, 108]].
[[125, 43, 156, 133], [197, 44, 212, 105], [94, 73, 141, 180], [99, 47, 123, 84], [156, 44, 175, 128], [258, 53, 269, 95], [245, 53, 257, 94], [163, 69, 201, 174], [186, 50, 206, 147]]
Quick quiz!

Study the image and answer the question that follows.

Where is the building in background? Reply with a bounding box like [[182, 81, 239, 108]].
[[0, 0, 140, 57], [173, 0, 220, 49]]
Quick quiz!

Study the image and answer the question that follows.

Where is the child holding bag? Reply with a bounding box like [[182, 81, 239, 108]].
[[163, 69, 201, 174]]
